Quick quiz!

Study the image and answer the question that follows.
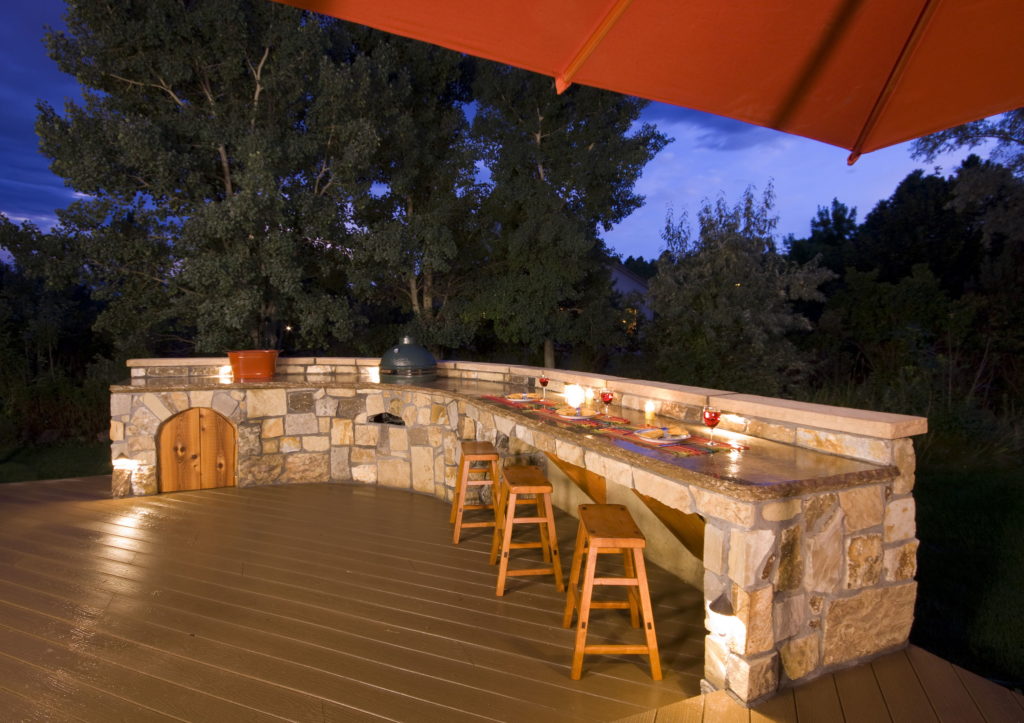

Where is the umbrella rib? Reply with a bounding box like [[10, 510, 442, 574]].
[[555, 0, 634, 94], [847, 0, 940, 163]]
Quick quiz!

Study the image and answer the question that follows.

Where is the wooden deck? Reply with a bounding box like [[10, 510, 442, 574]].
[[0, 477, 1020, 722]]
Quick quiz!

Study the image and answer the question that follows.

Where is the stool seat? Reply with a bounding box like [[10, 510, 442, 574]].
[[489, 465, 564, 596], [562, 504, 661, 680], [451, 440, 500, 544]]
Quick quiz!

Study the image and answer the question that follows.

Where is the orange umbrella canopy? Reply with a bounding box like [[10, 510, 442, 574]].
[[276, 0, 1024, 162]]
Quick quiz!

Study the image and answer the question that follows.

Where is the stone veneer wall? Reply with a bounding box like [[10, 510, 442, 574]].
[[114, 357, 927, 705]]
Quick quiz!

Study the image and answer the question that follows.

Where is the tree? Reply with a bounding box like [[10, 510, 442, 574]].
[[787, 198, 858, 276], [912, 108, 1024, 177], [35, 0, 376, 352], [470, 62, 668, 367], [345, 34, 483, 354], [648, 186, 832, 395]]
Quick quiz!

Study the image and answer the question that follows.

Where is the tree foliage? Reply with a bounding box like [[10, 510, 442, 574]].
[[470, 62, 668, 365], [35, 0, 374, 352], [648, 186, 831, 395]]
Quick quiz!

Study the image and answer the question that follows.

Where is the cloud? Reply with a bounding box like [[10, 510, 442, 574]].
[[641, 103, 785, 151]]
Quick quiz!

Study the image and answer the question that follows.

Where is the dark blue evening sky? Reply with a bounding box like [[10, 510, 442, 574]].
[[1, 0, 981, 260]]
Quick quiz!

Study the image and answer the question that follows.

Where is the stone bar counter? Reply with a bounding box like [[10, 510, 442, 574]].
[[110, 357, 927, 705]]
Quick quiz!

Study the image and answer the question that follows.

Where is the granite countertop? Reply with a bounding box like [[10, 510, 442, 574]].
[[112, 375, 897, 501]]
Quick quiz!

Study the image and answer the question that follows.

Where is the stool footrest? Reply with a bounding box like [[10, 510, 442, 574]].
[[506, 567, 557, 578], [511, 515, 547, 524], [460, 520, 496, 529], [590, 601, 632, 610], [461, 503, 494, 511], [508, 541, 544, 550], [593, 577, 639, 586], [584, 644, 652, 655]]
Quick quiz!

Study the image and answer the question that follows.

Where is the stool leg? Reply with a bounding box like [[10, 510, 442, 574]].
[[562, 521, 588, 627], [450, 457, 468, 525], [488, 459, 501, 527], [633, 549, 662, 681], [495, 490, 518, 596], [535, 495, 551, 562], [571, 548, 600, 680], [489, 478, 508, 565], [450, 458, 473, 536], [541, 491, 564, 591], [623, 549, 640, 628]]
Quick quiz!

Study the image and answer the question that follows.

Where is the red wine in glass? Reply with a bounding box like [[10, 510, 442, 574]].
[[538, 375, 549, 400], [702, 405, 722, 446], [600, 389, 614, 413]]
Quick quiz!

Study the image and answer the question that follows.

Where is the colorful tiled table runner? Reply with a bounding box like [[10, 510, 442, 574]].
[[481, 395, 745, 457]]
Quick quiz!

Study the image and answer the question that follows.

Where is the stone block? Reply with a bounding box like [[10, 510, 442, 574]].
[[262, 439, 280, 454], [111, 394, 131, 417], [732, 584, 774, 656], [804, 493, 839, 534], [247, 389, 286, 418], [746, 419, 796, 445], [775, 524, 804, 591], [262, 417, 284, 439], [703, 523, 728, 575], [239, 454, 284, 485], [285, 413, 318, 436], [140, 393, 173, 423], [762, 499, 801, 522], [583, 450, 606, 477], [411, 446, 434, 493], [210, 393, 237, 420], [318, 417, 330, 434], [281, 452, 328, 483], [364, 393, 384, 416], [884, 497, 916, 542], [430, 403, 448, 425], [336, 398, 363, 418], [704, 635, 729, 690], [351, 446, 375, 464], [315, 396, 339, 417], [280, 436, 302, 453], [728, 529, 777, 588], [726, 651, 778, 702], [602, 458, 634, 487], [633, 468, 694, 512], [845, 534, 883, 589], [354, 424, 380, 446], [427, 426, 442, 448], [330, 447, 350, 480], [416, 405, 431, 426], [237, 422, 261, 457], [331, 419, 353, 446], [352, 464, 376, 483], [773, 593, 806, 642], [112, 467, 132, 497], [883, 539, 919, 581], [804, 509, 843, 593], [378, 457, 411, 489], [891, 438, 917, 494], [780, 633, 820, 681], [692, 489, 756, 527], [162, 391, 189, 413], [839, 485, 884, 532], [796, 429, 891, 464], [110, 420, 124, 442], [823, 583, 916, 666], [302, 435, 330, 452], [389, 426, 409, 452], [189, 391, 214, 409], [131, 464, 158, 496]]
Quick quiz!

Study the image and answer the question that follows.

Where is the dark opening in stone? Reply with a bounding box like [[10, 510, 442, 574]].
[[368, 412, 405, 426]]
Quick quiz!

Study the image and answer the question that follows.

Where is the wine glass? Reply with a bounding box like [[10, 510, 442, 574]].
[[599, 389, 614, 414], [702, 405, 722, 446], [538, 375, 549, 400]]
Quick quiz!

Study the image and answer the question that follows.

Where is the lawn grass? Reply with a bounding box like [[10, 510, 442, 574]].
[[0, 441, 111, 484], [912, 457, 1024, 687]]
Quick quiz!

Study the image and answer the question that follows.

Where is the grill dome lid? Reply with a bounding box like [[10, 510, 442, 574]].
[[380, 336, 436, 381]]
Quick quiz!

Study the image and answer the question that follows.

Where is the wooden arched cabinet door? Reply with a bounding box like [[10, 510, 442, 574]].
[[158, 408, 236, 492]]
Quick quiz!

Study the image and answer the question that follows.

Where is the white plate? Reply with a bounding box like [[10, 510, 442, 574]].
[[555, 408, 598, 420], [631, 429, 691, 445], [505, 393, 539, 402]]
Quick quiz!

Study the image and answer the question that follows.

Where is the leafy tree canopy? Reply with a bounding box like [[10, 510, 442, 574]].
[[648, 185, 832, 395]]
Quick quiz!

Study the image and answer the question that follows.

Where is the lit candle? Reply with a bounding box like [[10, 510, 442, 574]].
[[564, 384, 585, 412], [644, 400, 655, 421]]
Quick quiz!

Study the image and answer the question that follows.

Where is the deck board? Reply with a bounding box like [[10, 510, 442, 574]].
[[2, 476, 1021, 723]]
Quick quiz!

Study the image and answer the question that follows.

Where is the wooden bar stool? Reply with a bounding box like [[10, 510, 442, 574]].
[[489, 465, 564, 596], [562, 504, 661, 680], [451, 441, 501, 544]]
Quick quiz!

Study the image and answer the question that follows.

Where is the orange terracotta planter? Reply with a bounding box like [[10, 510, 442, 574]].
[[227, 350, 279, 382]]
